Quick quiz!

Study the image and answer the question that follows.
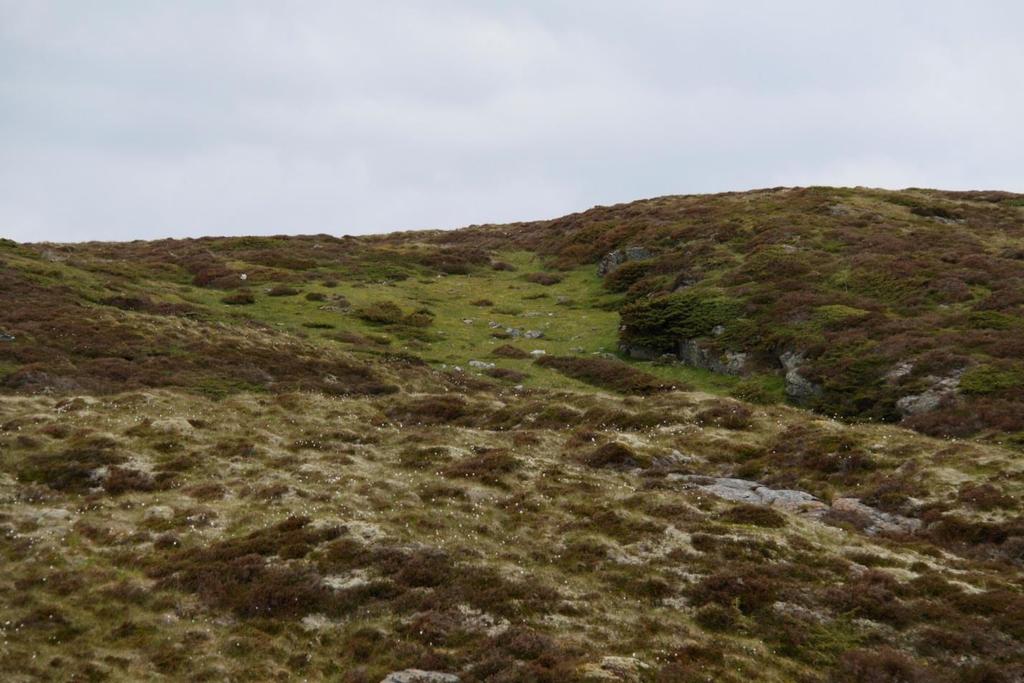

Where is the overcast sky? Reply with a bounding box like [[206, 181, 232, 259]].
[[2, 1, 1023, 242]]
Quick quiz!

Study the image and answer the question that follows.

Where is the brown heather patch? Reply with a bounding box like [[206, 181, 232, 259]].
[[581, 441, 641, 469], [719, 503, 787, 528], [534, 354, 677, 394], [483, 367, 528, 382], [523, 272, 563, 286], [695, 400, 754, 430], [443, 449, 521, 486], [491, 344, 529, 359]]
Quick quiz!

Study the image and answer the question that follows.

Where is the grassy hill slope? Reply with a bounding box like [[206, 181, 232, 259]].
[[416, 187, 1024, 445], [1, 187, 1023, 681]]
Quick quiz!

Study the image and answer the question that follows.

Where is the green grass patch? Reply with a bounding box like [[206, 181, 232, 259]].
[[960, 364, 1024, 395]]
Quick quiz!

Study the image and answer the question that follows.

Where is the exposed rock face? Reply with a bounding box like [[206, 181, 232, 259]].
[[885, 361, 914, 382], [673, 475, 921, 536], [503, 327, 545, 339], [380, 670, 460, 683], [678, 339, 749, 376], [896, 392, 943, 416], [780, 351, 822, 403], [597, 247, 652, 277], [829, 498, 922, 535], [895, 370, 962, 416], [673, 475, 828, 515]]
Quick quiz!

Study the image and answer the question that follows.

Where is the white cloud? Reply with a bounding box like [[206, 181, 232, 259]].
[[1, 1, 1022, 241]]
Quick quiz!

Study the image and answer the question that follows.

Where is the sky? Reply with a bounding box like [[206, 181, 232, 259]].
[[1, 1, 1023, 242]]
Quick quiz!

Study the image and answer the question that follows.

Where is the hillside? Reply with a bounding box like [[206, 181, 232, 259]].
[[1, 187, 1023, 681], [415, 186, 1024, 444]]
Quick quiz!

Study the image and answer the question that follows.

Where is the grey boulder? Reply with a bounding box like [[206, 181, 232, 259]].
[[380, 671, 460, 683], [779, 351, 822, 403]]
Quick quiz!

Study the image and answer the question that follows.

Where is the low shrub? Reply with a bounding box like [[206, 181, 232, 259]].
[[443, 450, 520, 485], [524, 272, 563, 286], [100, 296, 195, 316], [355, 301, 406, 325], [18, 448, 127, 492], [824, 570, 912, 627], [354, 301, 434, 329], [957, 482, 1015, 511], [222, 291, 255, 305], [148, 517, 345, 619], [386, 395, 470, 425], [620, 292, 744, 354], [398, 446, 449, 469], [694, 603, 741, 631], [832, 647, 930, 683], [765, 425, 875, 480], [729, 379, 779, 405], [328, 330, 390, 346], [492, 345, 529, 359], [695, 401, 753, 429], [603, 260, 652, 293], [484, 367, 528, 382], [534, 355, 675, 395], [960, 364, 1024, 395], [103, 467, 157, 495], [687, 567, 780, 614], [268, 285, 300, 297], [581, 442, 641, 469], [720, 503, 786, 528]]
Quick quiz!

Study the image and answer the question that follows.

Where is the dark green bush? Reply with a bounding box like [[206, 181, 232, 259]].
[[620, 293, 743, 353]]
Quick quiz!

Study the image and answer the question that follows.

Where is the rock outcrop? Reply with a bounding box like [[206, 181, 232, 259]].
[[672, 475, 828, 515], [502, 327, 545, 339], [380, 670, 460, 683], [895, 370, 962, 416], [829, 498, 922, 535], [597, 247, 652, 277], [673, 475, 921, 536], [780, 351, 822, 403], [678, 339, 750, 376]]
